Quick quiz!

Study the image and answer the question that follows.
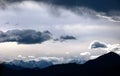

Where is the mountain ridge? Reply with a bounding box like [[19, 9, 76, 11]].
[[0, 52, 120, 76]]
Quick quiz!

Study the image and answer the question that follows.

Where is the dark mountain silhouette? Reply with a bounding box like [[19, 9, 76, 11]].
[[0, 52, 120, 76]]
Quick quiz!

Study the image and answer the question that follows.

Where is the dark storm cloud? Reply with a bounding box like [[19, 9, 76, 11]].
[[0, 29, 52, 44], [1, 0, 120, 12]]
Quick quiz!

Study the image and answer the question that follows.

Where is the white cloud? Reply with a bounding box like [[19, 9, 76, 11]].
[[31, 57, 65, 64], [65, 52, 70, 55], [17, 55, 26, 59], [80, 52, 91, 56], [96, 14, 120, 22], [90, 55, 100, 59], [105, 44, 120, 52], [28, 56, 35, 58], [4, 56, 85, 68]]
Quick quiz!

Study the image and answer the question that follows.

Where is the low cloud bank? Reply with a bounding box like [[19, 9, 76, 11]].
[[4, 56, 85, 69]]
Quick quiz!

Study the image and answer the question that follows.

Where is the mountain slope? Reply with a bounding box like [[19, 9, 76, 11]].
[[0, 52, 120, 76]]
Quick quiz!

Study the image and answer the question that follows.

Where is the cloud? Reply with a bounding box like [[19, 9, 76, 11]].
[[89, 40, 120, 53], [0, 0, 120, 62], [90, 55, 100, 59], [106, 44, 120, 52], [89, 40, 108, 49], [0, 0, 120, 24], [79, 52, 92, 60], [1, 0, 120, 22], [96, 14, 120, 22], [28, 56, 35, 58], [54, 35, 76, 42], [65, 52, 70, 55], [34, 57, 65, 64], [80, 52, 91, 56], [4, 56, 83, 68], [1, 0, 120, 12], [0, 29, 52, 44], [17, 55, 26, 59], [60, 35, 76, 40]]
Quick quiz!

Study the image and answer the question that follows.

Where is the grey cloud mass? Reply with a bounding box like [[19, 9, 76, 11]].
[[0, 0, 120, 22], [1, 0, 120, 12], [0, 0, 120, 24], [89, 40, 120, 54], [0, 29, 52, 44], [89, 40, 108, 49], [60, 35, 76, 40]]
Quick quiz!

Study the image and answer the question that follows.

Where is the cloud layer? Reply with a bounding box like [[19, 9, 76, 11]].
[[4, 56, 85, 69], [0, 29, 52, 44], [1, 0, 120, 12]]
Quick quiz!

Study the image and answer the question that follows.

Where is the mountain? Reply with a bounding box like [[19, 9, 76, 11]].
[[4, 60, 53, 69], [0, 52, 120, 76]]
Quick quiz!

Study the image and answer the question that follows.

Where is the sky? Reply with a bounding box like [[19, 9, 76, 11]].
[[0, 0, 120, 62]]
